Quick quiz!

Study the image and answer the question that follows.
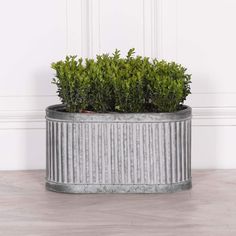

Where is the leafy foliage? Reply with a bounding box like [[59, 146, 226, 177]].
[[51, 49, 191, 113]]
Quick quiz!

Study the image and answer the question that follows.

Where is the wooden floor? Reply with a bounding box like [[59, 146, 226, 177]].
[[0, 170, 235, 236]]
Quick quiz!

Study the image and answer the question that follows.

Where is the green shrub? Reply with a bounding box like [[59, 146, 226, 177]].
[[51, 49, 191, 113]]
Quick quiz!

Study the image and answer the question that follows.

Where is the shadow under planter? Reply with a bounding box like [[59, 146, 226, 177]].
[[45, 104, 192, 193]]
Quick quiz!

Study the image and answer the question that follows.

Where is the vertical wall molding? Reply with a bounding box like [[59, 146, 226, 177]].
[[142, 0, 165, 59], [67, 0, 160, 59], [89, 0, 101, 57], [67, 0, 101, 58], [175, 0, 179, 62], [154, 0, 178, 61], [155, 0, 163, 59], [149, 0, 163, 59], [142, 0, 152, 57], [66, 0, 89, 57]]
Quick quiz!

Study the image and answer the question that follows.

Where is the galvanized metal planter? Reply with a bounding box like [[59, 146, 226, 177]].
[[46, 104, 192, 193]]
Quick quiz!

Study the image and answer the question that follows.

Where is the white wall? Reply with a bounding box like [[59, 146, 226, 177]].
[[1, 0, 236, 170]]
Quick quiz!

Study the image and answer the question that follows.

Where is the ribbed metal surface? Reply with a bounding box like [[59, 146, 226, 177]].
[[46, 118, 191, 186]]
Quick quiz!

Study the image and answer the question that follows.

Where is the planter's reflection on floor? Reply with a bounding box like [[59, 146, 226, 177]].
[[0, 170, 235, 236]]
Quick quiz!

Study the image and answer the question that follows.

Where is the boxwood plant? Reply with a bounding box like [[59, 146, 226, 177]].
[[51, 49, 191, 113]]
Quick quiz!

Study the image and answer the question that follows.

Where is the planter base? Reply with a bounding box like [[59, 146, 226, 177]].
[[46, 180, 192, 194]]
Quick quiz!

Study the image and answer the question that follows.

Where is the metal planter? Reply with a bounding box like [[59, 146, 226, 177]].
[[46, 104, 192, 193]]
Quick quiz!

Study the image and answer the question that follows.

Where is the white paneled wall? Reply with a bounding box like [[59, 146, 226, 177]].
[[1, 0, 236, 170]]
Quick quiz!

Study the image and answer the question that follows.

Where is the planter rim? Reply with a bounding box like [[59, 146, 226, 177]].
[[46, 104, 192, 122]]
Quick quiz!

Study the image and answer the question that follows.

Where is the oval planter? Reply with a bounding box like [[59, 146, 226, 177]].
[[45, 104, 192, 193]]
